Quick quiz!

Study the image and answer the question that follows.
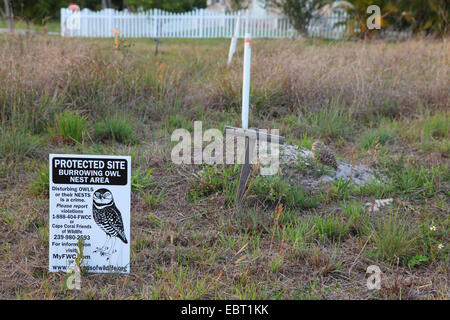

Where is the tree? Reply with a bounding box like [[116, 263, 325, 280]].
[[229, 0, 247, 11], [102, 0, 112, 9], [270, 0, 326, 35], [126, 0, 206, 12], [397, 0, 449, 35], [335, 0, 449, 37]]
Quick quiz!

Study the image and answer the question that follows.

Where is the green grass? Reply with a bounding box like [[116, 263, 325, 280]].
[[280, 216, 316, 250], [418, 111, 448, 141], [250, 175, 322, 209], [57, 111, 88, 144], [359, 125, 397, 150], [0, 19, 60, 33], [141, 188, 168, 209], [405, 111, 449, 153], [30, 163, 49, 196], [353, 179, 394, 198], [0, 36, 448, 300], [340, 200, 369, 236], [0, 128, 42, 159], [313, 214, 349, 241], [372, 212, 418, 263], [94, 115, 137, 144], [297, 104, 353, 140], [389, 162, 441, 199], [188, 164, 239, 207]]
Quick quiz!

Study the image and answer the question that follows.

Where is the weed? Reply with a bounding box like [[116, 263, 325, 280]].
[[327, 178, 352, 200], [155, 265, 212, 299], [407, 254, 429, 268], [232, 207, 272, 235], [141, 188, 167, 209], [405, 111, 449, 152], [131, 167, 157, 192], [270, 255, 284, 273]]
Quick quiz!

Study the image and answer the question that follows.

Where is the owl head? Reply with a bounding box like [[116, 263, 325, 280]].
[[312, 141, 326, 152], [93, 188, 113, 206]]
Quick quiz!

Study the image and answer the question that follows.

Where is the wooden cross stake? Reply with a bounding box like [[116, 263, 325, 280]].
[[150, 37, 163, 56], [227, 32, 285, 208], [111, 28, 120, 50], [225, 126, 285, 207]]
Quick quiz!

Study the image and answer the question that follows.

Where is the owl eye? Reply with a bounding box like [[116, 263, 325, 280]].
[[105, 192, 112, 198]]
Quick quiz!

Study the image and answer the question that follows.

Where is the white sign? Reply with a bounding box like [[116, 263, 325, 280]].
[[49, 154, 131, 273]]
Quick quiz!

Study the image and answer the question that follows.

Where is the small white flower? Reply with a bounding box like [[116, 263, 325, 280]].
[[437, 243, 444, 250], [430, 225, 437, 232]]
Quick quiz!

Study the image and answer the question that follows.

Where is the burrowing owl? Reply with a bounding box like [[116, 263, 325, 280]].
[[93, 188, 127, 259], [312, 141, 338, 169]]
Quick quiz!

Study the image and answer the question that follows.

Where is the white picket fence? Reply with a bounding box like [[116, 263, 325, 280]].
[[61, 8, 350, 39]]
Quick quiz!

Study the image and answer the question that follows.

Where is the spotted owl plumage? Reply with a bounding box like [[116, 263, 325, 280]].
[[92, 188, 127, 244], [312, 141, 338, 169]]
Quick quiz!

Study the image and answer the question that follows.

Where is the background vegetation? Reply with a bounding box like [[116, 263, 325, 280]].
[[0, 34, 448, 299], [1, 0, 448, 37]]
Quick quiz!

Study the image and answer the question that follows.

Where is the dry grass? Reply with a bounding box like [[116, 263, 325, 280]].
[[205, 38, 449, 117], [0, 34, 448, 300]]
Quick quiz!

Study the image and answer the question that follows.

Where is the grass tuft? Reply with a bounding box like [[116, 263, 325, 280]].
[[57, 111, 88, 144], [0, 128, 42, 159], [372, 213, 418, 263], [94, 115, 137, 144]]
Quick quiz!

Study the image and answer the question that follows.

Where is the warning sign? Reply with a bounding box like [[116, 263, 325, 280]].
[[49, 154, 131, 273]]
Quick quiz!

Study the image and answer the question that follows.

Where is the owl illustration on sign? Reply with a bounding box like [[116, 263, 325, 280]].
[[92, 188, 127, 260]]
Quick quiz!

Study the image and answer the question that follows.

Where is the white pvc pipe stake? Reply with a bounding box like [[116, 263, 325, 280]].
[[227, 13, 240, 66], [242, 33, 251, 130]]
